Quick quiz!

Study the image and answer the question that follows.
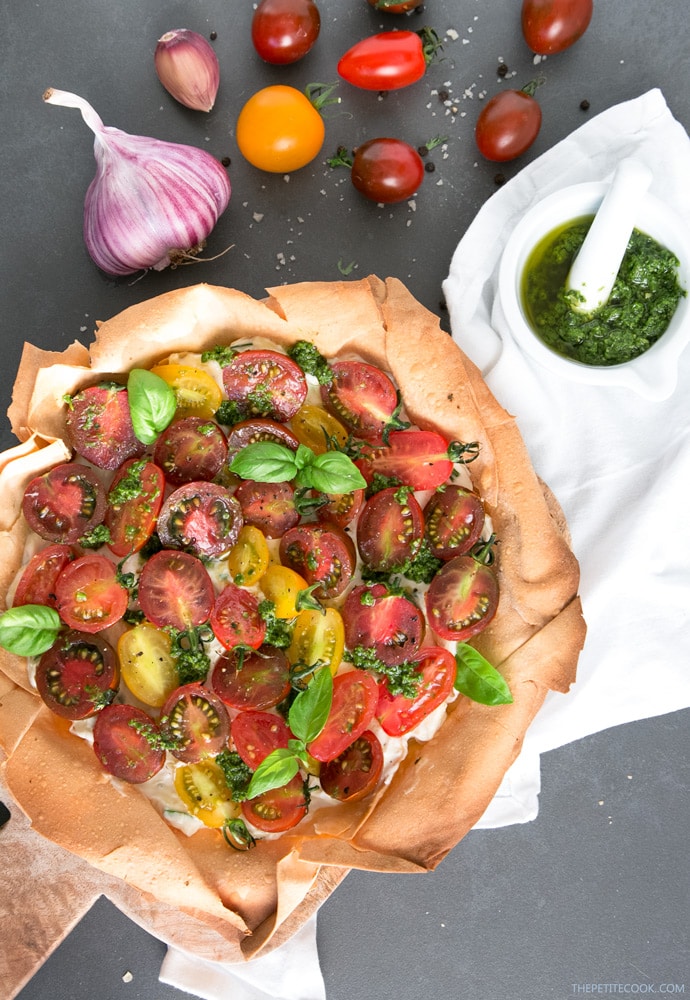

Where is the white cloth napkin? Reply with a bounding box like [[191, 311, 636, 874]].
[[159, 89, 690, 997]]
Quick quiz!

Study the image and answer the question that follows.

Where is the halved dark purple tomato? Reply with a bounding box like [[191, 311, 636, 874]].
[[342, 583, 425, 666], [157, 482, 243, 559], [93, 704, 166, 783], [356, 486, 424, 572], [423, 485, 485, 560], [210, 583, 267, 650], [22, 463, 106, 544], [222, 350, 307, 421], [65, 383, 144, 470], [160, 683, 230, 763], [211, 646, 291, 711], [376, 646, 456, 736], [242, 773, 307, 833], [279, 523, 356, 599], [320, 360, 399, 444], [138, 550, 214, 631], [425, 555, 499, 641], [12, 544, 77, 608], [225, 417, 300, 461], [234, 479, 299, 538], [153, 416, 228, 486], [319, 729, 383, 801], [35, 630, 119, 720], [231, 710, 291, 769], [315, 487, 365, 529], [105, 458, 165, 557]]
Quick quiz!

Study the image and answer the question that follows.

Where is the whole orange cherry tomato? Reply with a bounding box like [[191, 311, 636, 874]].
[[236, 85, 329, 172]]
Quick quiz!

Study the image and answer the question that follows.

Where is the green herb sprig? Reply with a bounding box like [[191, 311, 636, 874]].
[[0, 604, 61, 657], [454, 643, 513, 706], [230, 441, 366, 494]]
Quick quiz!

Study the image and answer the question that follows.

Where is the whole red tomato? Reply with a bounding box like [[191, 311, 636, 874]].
[[337, 30, 440, 91], [351, 138, 425, 203], [521, 0, 593, 55], [475, 88, 542, 162], [252, 0, 321, 65]]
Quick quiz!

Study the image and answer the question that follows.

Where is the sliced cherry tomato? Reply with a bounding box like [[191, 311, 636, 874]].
[[149, 363, 223, 420], [160, 683, 230, 763], [423, 485, 485, 560], [210, 583, 267, 650], [138, 550, 214, 631], [279, 524, 356, 599], [12, 544, 77, 608], [93, 704, 166, 783], [231, 709, 291, 769], [308, 669, 379, 762], [260, 564, 310, 618], [356, 429, 453, 491], [425, 555, 499, 641], [65, 383, 144, 470], [319, 729, 383, 801], [376, 646, 456, 736], [287, 607, 345, 676], [316, 487, 365, 529], [226, 525, 270, 586], [320, 360, 400, 444], [251, 0, 321, 65], [35, 630, 118, 720], [211, 645, 291, 711], [357, 486, 424, 572], [242, 772, 307, 832], [351, 138, 425, 204], [521, 0, 593, 55], [475, 88, 542, 162], [153, 416, 228, 486], [174, 759, 240, 828], [290, 404, 348, 454], [222, 350, 307, 421], [342, 583, 425, 666], [22, 463, 106, 544], [55, 553, 129, 633], [234, 479, 299, 538], [117, 622, 179, 707], [225, 417, 300, 461], [105, 458, 165, 557], [236, 87, 325, 173], [157, 482, 243, 560], [337, 31, 429, 91]]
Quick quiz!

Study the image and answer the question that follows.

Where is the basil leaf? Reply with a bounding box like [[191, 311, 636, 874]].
[[229, 442, 298, 482], [0, 604, 61, 657], [303, 450, 367, 494], [246, 747, 300, 799], [127, 369, 176, 444], [454, 643, 513, 706], [293, 444, 315, 471], [289, 665, 334, 744]]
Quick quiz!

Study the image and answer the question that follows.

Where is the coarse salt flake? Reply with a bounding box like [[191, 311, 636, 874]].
[[122, 971, 133, 983], [252, 212, 264, 223], [446, 28, 459, 41]]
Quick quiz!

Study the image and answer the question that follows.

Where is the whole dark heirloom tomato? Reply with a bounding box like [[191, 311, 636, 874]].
[[521, 0, 593, 55], [251, 0, 321, 65], [475, 86, 542, 162], [351, 138, 425, 204]]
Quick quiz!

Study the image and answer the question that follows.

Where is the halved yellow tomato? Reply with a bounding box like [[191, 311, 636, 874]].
[[226, 525, 270, 586], [117, 623, 179, 707], [260, 564, 310, 618], [287, 607, 345, 676], [174, 760, 240, 828], [149, 363, 223, 420], [290, 404, 348, 454]]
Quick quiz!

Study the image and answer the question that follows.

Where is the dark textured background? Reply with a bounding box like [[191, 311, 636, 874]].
[[2, 0, 688, 997]]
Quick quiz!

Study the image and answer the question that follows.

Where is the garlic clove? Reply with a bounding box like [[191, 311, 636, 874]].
[[155, 29, 220, 113]]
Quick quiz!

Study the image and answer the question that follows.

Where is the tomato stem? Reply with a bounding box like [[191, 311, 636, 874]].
[[327, 145, 353, 169], [305, 82, 341, 114], [520, 77, 545, 99], [417, 27, 443, 66]]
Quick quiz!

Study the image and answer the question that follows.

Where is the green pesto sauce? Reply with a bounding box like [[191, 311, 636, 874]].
[[521, 215, 686, 367]]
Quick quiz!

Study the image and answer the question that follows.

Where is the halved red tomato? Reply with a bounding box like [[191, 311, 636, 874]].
[[157, 482, 243, 560], [225, 417, 300, 460], [342, 583, 425, 666], [376, 646, 456, 736], [93, 704, 166, 783], [319, 729, 383, 801], [242, 772, 307, 833], [423, 485, 485, 560], [22, 463, 106, 545], [320, 360, 400, 444], [279, 523, 356, 599], [356, 486, 424, 572], [54, 553, 129, 633], [356, 429, 453, 491], [12, 544, 77, 608], [210, 583, 267, 651], [231, 709, 291, 769], [234, 479, 299, 538], [212, 646, 291, 711], [35, 630, 119, 720], [222, 350, 307, 421], [315, 487, 365, 529], [65, 383, 144, 470], [160, 683, 230, 762], [138, 550, 214, 631], [153, 416, 228, 486], [425, 555, 499, 641], [308, 669, 379, 762], [105, 458, 165, 557]]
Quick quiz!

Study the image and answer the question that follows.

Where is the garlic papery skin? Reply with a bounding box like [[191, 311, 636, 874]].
[[155, 29, 220, 113], [43, 88, 231, 276]]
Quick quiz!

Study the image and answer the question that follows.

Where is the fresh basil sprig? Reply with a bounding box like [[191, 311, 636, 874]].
[[246, 666, 333, 799], [0, 605, 61, 657], [127, 368, 176, 444], [454, 642, 513, 706], [230, 441, 366, 494]]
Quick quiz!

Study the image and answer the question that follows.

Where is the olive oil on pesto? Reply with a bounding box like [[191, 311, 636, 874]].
[[521, 215, 686, 366]]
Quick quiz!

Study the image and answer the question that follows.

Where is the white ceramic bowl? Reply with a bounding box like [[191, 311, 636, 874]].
[[497, 181, 690, 400]]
